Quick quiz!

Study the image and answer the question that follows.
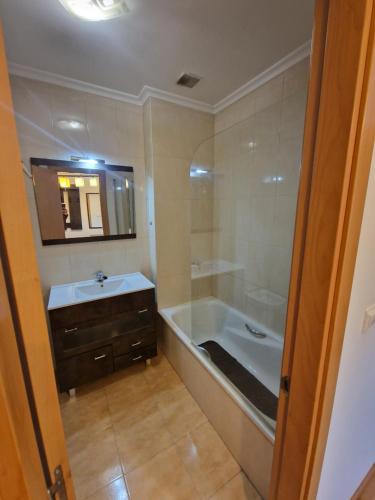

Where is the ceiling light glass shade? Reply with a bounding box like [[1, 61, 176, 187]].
[[74, 177, 85, 187], [59, 0, 128, 21], [58, 177, 71, 188], [56, 119, 85, 130]]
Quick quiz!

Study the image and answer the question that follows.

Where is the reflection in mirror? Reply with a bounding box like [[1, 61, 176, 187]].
[[31, 158, 136, 245]]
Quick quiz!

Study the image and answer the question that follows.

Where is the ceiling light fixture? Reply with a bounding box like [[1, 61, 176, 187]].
[[89, 177, 99, 187], [58, 177, 71, 188], [59, 0, 128, 22], [56, 119, 85, 130], [74, 177, 85, 187]]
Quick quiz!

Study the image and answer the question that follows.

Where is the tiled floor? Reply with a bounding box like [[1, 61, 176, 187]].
[[60, 353, 262, 500]]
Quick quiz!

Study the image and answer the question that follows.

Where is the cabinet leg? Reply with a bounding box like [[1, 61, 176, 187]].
[[146, 359, 151, 367], [68, 388, 76, 398]]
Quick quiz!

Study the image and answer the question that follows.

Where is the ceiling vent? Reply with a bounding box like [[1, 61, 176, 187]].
[[176, 73, 201, 88]]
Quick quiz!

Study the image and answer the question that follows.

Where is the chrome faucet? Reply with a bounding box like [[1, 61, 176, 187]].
[[94, 270, 108, 285]]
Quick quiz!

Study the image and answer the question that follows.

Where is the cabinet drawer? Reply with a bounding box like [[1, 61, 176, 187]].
[[114, 345, 157, 371], [113, 328, 156, 356], [57, 345, 113, 391], [54, 307, 156, 359], [50, 288, 156, 331]]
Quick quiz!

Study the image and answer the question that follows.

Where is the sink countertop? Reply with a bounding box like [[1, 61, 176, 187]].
[[48, 272, 155, 310]]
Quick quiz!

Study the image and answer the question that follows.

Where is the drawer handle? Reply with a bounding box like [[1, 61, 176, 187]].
[[138, 308, 149, 314], [94, 354, 107, 361], [64, 327, 78, 334], [131, 340, 142, 347], [132, 355, 143, 361]]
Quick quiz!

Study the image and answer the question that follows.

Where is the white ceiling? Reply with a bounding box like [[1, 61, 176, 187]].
[[0, 0, 314, 105]]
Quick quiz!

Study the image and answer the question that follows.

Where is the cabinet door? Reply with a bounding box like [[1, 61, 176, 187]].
[[57, 346, 114, 391]]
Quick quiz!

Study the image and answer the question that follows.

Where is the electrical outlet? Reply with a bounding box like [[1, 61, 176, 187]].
[[362, 304, 375, 333]]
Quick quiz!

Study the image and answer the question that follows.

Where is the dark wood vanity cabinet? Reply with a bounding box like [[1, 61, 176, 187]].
[[49, 289, 157, 392]]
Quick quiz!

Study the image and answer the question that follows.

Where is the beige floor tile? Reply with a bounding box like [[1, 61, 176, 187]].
[[126, 446, 201, 500], [209, 472, 261, 500], [176, 421, 240, 498], [114, 408, 175, 473], [106, 373, 159, 423], [84, 476, 130, 500], [104, 364, 149, 399], [68, 426, 122, 500], [157, 386, 207, 440], [61, 389, 112, 439], [143, 353, 185, 394]]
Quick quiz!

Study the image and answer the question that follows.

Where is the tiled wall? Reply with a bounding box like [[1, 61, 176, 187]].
[[10, 76, 150, 297], [11, 58, 307, 317], [194, 58, 309, 336], [143, 98, 214, 308]]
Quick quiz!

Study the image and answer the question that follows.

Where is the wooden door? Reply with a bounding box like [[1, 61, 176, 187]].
[[0, 249, 46, 499], [67, 188, 83, 230], [32, 165, 65, 240], [270, 0, 375, 498], [0, 27, 75, 499]]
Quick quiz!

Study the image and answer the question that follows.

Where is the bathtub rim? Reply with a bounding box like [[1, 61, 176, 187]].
[[159, 298, 276, 443]]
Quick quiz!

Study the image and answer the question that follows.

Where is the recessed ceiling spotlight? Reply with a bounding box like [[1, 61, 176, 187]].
[[59, 0, 128, 21], [56, 119, 85, 130]]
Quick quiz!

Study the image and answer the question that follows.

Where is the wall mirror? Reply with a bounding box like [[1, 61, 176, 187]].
[[31, 158, 136, 245]]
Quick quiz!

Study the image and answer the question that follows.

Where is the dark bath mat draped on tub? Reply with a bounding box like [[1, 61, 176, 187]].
[[199, 340, 278, 420]]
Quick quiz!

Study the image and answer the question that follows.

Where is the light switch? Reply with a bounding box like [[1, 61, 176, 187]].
[[362, 304, 375, 333]]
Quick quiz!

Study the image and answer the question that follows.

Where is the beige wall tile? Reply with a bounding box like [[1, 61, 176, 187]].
[[212, 58, 309, 336], [145, 97, 214, 308], [10, 75, 150, 294]]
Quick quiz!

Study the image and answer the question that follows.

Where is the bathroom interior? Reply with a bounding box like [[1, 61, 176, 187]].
[[0, 0, 318, 498]]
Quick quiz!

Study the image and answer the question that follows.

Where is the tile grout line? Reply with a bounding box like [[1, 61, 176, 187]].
[[206, 470, 243, 500], [100, 386, 131, 498], [103, 361, 178, 484], [174, 420, 242, 500]]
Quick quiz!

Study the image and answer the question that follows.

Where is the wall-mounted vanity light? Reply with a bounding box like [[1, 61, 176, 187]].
[[89, 177, 98, 187], [74, 177, 85, 187], [71, 156, 104, 165]]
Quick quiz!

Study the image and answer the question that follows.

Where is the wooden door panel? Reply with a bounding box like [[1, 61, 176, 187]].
[[0, 252, 46, 499], [32, 165, 65, 240], [0, 27, 75, 499]]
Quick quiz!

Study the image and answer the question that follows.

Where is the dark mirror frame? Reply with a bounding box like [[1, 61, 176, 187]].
[[30, 157, 136, 245]]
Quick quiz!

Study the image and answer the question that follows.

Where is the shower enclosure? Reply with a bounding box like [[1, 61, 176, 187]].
[[188, 65, 308, 432]]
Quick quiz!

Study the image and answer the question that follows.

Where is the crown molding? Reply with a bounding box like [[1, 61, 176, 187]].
[[8, 62, 142, 105], [213, 40, 311, 114], [8, 40, 310, 115], [8, 62, 213, 113], [139, 86, 213, 113]]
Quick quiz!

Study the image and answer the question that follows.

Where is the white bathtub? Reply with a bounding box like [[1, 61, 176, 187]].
[[160, 297, 284, 440]]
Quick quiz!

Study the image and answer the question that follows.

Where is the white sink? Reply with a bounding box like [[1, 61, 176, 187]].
[[48, 272, 155, 310], [74, 277, 127, 299]]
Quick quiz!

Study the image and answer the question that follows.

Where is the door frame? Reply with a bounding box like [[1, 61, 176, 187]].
[[270, 0, 375, 498], [1, 1, 374, 498]]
